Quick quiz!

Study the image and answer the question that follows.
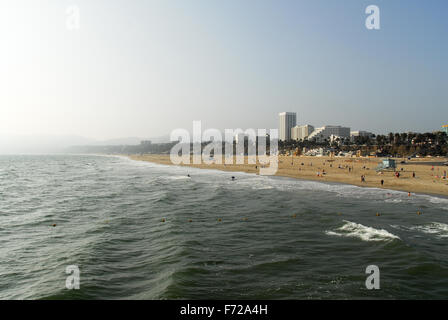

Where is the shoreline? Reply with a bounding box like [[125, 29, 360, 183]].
[[128, 154, 448, 198]]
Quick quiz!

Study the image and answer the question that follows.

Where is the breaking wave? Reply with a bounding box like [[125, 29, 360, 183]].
[[410, 222, 448, 239], [325, 220, 401, 242]]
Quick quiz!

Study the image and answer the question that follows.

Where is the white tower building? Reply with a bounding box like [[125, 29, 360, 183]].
[[279, 112, 297, 141]]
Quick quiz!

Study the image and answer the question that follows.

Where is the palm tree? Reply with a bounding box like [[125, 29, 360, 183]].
[[376, 135, 385, 147], [400, 132, 408, 144], [388, 132, 394, 144], [394, 133, 401, 145]]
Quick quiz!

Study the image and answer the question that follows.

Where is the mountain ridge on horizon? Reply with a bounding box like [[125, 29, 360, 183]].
[[0, 134, 171, 154]]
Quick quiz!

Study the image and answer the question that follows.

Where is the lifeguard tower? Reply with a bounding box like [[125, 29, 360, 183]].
[[376, 158, 396, 171]]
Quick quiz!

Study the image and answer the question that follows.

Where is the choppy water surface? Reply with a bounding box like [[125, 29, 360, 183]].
[[1, 155, 448, 299]]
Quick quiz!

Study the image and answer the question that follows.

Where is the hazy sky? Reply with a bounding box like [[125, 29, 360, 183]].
[[0, 0, 447, 140]]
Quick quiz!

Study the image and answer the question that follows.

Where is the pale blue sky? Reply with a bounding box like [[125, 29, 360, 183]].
[[0, 0, 446, 140]]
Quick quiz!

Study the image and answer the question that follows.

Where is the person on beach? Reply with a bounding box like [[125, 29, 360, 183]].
[[412, 172, 416, 178], [381, 179, 384, 186]]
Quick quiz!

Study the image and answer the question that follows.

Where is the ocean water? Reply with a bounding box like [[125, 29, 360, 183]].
[[1, 154, 448, 300]]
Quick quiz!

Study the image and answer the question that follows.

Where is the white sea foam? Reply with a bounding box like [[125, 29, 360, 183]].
[[234, 176, 275, 190], [163, 176, 191, 180], [420, 195, 448, 206], [325, 220, 400, 242], [120, 154, 448, 209], [410, 222, 448, 239], [384, 198, 403, 203]]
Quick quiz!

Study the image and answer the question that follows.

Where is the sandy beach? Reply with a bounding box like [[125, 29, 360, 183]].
[[129, 154, 448, 197]]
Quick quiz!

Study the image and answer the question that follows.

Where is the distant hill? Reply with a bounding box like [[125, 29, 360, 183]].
[[92, 137, 144, 146], [0, 134, 95, 154], [0, 134, 171, 154], [87, 135, 171, 146], [145, 135, 170, 144]]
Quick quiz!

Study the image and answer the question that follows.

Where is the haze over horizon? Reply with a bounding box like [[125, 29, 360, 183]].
[[1, 0, 447, 144]]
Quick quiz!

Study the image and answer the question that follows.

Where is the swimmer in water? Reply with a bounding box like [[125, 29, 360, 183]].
[[187, 174, 191, 178], [231, 176, 236, 181]]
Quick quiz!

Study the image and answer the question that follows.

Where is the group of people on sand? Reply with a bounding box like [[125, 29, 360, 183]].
[[316, 169, 326, 177], [336, 164, 354, 171], [432, 167, 447, 180]]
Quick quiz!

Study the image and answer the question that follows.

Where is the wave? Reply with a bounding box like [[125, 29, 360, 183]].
[[410, 222, 448, 239], [384, 198, 403, 203], [162, 175, 191, 181], [325, 220, 400, 242], [420, 195, 448, 210], [121, 155, 448, 211]]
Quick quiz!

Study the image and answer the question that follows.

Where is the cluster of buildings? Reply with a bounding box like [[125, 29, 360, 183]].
[[279, 112, 374, 143], [235, 113, 445, 145]]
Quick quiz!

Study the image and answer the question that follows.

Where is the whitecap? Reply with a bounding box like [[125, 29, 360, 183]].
[[163, 176, 191, 180], [325, 220, 400, 242], [409, 222, 448, 239], [385, 198, 403, 203]]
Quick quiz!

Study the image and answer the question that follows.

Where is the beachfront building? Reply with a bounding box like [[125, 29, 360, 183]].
[[350, 131, 375, 142], [443, 125, 448, 134], [307, 125, 351, 143], [291, 124, 315, 141], [279, 112, 297, 141], [304, 147, 326, 156]]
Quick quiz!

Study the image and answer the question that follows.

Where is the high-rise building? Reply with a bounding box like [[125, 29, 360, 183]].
[[291, 125, 315, 141], [279, 112, 297, 141]]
